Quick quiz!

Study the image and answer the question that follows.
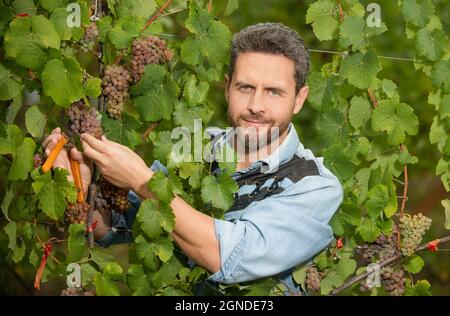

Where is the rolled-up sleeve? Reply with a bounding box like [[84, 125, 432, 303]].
[[207, 175, 343, 284]]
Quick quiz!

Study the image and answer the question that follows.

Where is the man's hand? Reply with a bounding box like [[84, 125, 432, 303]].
[[80, 133, 153, 196], [42, 127, 93, 199]]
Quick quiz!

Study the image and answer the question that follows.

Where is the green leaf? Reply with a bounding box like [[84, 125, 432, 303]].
[[429, 117, 447, 151], [323, 144, 356, 181], [0, 5, 13, 33], [179, 162, 204, 189], [134, 235, 159, 271], [102, 112, 142, 149], [439, 94, 450, 119], [0, 123, 22, 155], [180, 2, 232, 66], [8, 137, 36, 181], [371, 100, 419, 145], [365, 184, 390, 218], [131, 64, 178, 122], [0, 63, 23, 101], [401, 0, 434, 27], [4, 222, 25, 263], [442, 199, 450, 230], [183, 75, 210, 107], [431, 60, 450, 93], [136, 199, 175, 239], [80, 262, 98, 287], [154, 236, 174, 263], [405, 280, 432, 296], [224, 0, 239, 16], [201, 173, 238, 210], [348, 95, 371, 129], [306, 71, 337, 111], [318, 108, 350, 146], [149, 131, 174, 163], [405, 254, 425, 274], [340, 50, 381, 89], [25, 105, 47, 138], [103, 262, 123, 281], [292, 265, 307, 291], [84, 77, 102, 99], [306, 0, 338, 41], [116, 0, 156, 19], [31, 168, 77, 220], [380, 79, 398, 99], [4, 15, 60, 69], [41, 58, 84, 108], [173, 102, 213, 133], [49, 7, 77, 41], [127, 264, 153, 295], [148, 172, 173, 203], [151, 254, 183, 288], [338, 16, 386, 52], [108, 16, 144, 49], [88, 248, 116, 270], [416, 28, 448, 61], [38, 0, 70, 12], [94, 273, 120, 296], [357, 218, 380, 242], [67, 223, 86, 262]]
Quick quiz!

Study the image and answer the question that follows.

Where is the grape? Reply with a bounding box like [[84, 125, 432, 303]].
[[34, 153, 43, 169], [131, 36, 172, 83], [356, 230, 399, 263], [61, 287, 95, 296], [381, 267, 405, 296], [80, 23, 98, 53], [305, 266, 325, 292], [96, 177, 130, 214], [68, 101, 103, 139], [65, 202, 90, 225], [399, 213, 432, 256], [102, 65, 132, 119]]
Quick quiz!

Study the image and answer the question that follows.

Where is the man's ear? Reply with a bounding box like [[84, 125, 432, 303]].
[[293, 85, 309, 114], [224, 74, 230, 102]]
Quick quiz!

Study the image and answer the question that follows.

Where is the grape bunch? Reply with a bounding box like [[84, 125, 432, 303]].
[[131, 36, 172, 83], [96, 177, 130, 214], [399, 213, 432, 256], [65, 202, 90, 225], [61, 287, 95, 296], [68, 101, 103, 139], [305, 266, 325, 292], [381, 267, 405, 296], [356, 230, 399, 263], [102, 65, 132, 119], [34, 153, 43, 169], [80, 23, 98, 53]]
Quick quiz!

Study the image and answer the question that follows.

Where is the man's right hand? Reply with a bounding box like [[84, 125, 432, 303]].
[[42, 127, 93, 199]]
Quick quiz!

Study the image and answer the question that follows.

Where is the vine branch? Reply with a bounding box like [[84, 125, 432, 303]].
[[142, 0, 174, 32], [330, 236, 450, 295]]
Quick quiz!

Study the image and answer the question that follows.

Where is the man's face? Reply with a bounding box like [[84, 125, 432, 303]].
[[225, 52, 309, 152]]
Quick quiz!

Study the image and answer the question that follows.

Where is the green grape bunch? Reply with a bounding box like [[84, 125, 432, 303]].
[[399, 213, 432, 256]]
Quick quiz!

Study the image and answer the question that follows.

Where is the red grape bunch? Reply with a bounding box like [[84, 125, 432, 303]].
[[68, 101, 103, 139], [65, 202, 90, 225], [81, 23, 99, 53]]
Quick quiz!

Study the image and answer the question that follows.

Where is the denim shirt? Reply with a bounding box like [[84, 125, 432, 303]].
[[96, 124, 343, 295]]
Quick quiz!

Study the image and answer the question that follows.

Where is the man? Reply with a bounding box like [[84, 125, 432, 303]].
[[43, 23, 343, 295]]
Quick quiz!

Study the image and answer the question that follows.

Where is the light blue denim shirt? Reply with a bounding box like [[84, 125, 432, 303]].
[[96, 124, 343, 295]]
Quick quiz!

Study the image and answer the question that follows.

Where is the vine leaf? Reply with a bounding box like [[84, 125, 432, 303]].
[[84, 77, 102, 99], [108, 16, 143, 49], [4, 222, 26, 263], [201, 173, 238, 210], [115, 0, 156, 19], [31, 168, 77, 220], [136, 199, 175, 239], [416, 28, 448, 62], [0, 63, 23, 101], [148, 171, 182, 204], [25, 105, 47, 138], [67, 223, 86, 262], [372, 100, 419, 145], [181, 2, 232, 66], [102, 112, 142, 149], [41, 58, 84, 108], [405, 254, 425, 274], [4, 15, 60, 70], [183, 75, 210, 107], [306, 0, 338, 41], [130, 64, 178, 122], [126, 264, 153, 295], [401, 0, 434, 27], [340, 50, 382, 89], [431, 60, 450, 93], [338, 16, 387, 52], [134, 235, 159, 271], [94, 273, 120, 296], [442, 199, 450, 230], [348, 95, 371, 129]]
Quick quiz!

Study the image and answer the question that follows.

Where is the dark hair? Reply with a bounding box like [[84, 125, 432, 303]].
[[228, 22, 310, 94]]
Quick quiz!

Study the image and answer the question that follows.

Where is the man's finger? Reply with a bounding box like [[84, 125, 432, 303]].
[[81, 140, 104, 163], [42, 133, 62, 150], [101, 135, 123, 148], [81, 133, 109, 153], [70, 147, 84, 162]]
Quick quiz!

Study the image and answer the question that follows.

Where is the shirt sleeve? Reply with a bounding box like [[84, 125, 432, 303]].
[[207, 174, 343, 284], [95, 160, 168, 248]]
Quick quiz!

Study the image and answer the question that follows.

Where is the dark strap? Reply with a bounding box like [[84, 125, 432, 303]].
[[228, 155, 319, 212]]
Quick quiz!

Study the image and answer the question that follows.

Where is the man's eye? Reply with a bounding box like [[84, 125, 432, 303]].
[[239, 86, 252, 92], [269, 90, 279, 96]]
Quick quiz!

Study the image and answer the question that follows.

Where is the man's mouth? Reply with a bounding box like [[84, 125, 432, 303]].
[[241, 118, 270, 127]]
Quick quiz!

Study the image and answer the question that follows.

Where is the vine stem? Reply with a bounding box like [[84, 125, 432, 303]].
[[397, 144, 409, 250], [141, 0, 174, 32], [337, 0, 344, 22], [367, 89, 378, 108], [329, 235, 450, 296], [142, 120, 162, 141], [208, 0, 213, 12]]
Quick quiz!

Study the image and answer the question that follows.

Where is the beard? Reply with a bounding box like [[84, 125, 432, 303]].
[[227, 110, 291, 154]]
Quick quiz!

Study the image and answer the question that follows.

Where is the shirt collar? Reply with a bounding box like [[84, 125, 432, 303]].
[[211, 123, 300, 174]]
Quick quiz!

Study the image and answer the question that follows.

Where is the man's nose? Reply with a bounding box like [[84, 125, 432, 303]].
[[247, 88, 265, 113]]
